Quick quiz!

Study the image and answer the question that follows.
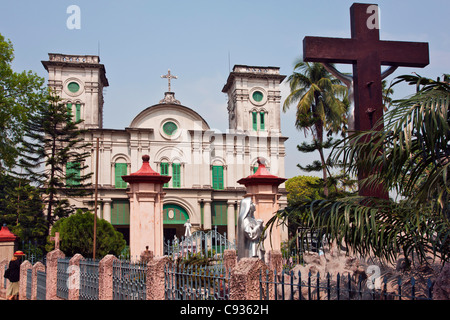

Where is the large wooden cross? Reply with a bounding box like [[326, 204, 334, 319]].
[[303, 3, 429, 198]]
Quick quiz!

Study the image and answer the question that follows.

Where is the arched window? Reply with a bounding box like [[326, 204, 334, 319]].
[[114, 162, 128, 189], [212, 165, 224, 190], [251, 109, 267, 131]]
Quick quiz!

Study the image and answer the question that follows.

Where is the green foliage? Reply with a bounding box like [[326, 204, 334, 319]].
[[285, 175, 322, 206], [337, 74, 449, 215], [16, 95, 93, 231], [0, 33, 47, 170], [0, 173, 47, 242], [283, 60, 348, 196], [270, 73, 450, 266], [48, 210, 126, 258], [176, 251, 215, 268]]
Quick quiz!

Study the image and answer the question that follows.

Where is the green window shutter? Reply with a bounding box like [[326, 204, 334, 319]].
[[161, 162, 169, 187], [66, 162, 80, 186], [115, 163, 128, 189], [212, 166, 224, 190], [111, 200, 130, 225], [172, 163, 181, 188], [212, 201, 227, 226], [252, 112, 257, 131], [75, 103, 81, 122], [260, 112, 265, 130], [67, 103, 73, 121], [200, 202, 204, 225]]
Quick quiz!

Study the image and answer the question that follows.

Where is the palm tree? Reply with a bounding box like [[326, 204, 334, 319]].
[[283, 60, 348, 196], [270, 74, 450, 266]]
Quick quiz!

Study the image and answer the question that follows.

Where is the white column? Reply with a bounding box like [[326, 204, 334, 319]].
[[227, 201, 236, 243], [103, 199, 112, 222], [203, 200, 212, 230]]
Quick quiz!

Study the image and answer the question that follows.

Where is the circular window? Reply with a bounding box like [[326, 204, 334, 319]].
[[67, 82, 80, 93], [163, 121, 178, 136], [252, 91, 264, 102]]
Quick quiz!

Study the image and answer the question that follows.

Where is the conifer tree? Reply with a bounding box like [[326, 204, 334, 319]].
[[17, 95, 92, 233]]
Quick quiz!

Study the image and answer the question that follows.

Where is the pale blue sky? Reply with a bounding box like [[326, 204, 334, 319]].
[[1, 0, 448, 178]]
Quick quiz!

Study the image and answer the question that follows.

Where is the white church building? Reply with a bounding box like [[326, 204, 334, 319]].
[[42, 53, 288, 245]]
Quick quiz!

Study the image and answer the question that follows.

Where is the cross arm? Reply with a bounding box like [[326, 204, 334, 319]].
[[303, 36, 358, 64], [378, 40, 429, 67], [304, 36, 429, 68]]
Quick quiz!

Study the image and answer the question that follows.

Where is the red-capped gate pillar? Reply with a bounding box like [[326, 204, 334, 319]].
[[122, 155, 171, 260], [237, 158, 287, 261], [0, 224, 18, 263]]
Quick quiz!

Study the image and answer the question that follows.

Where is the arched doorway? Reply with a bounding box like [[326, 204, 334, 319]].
[[163, 204, 189, 242]]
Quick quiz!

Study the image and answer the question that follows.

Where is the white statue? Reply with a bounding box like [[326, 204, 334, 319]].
[[237, 197, 266, 261], [184, 219, 192, 237]]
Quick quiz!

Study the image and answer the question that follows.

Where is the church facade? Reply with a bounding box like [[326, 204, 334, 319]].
[[41, 54, 288, 245]]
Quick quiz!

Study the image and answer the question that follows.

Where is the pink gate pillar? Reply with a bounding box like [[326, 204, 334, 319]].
[[122, 155, 171, 259], [46, 249, 65, 300], [237, 158, 287, 258], [230, 257, 273, 300], [19, 260, 32, 300]]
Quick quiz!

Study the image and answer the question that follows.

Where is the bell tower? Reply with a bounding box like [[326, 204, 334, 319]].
[[222, 65, 286, 134], [42, 53, 109, 129]]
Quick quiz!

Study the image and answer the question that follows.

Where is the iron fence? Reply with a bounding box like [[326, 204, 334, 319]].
[[165, 263, 230, 300], [164, 227, 236, 260], [56, 257, 71, 300], [259, 269, 433, 300], [282, 228, 326, 267], [36, 270, 47, 300], [112, 259, 147, 300], [79, 258, 99, 300], [26, 268, 32, 300], [20, 240, 46, 265]]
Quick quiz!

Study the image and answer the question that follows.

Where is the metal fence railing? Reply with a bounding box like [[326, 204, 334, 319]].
[[20, 240, 46, 265], [26, 268, 32, 300], [56, 257, 71, 300], [36, 270, 47, 300], [165, 263, 230, 300], [259, 269, 433, 300], [164, 227, 236, 260], [79, 259, 99, 300], [112, 259, 147, 300]]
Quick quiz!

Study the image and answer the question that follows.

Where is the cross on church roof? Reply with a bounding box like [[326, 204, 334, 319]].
[[161, 69, 178, 92]]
